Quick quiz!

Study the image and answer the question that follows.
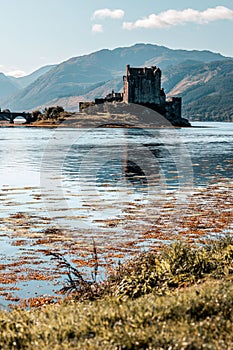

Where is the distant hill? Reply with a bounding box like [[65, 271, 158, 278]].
[[7, 65, 55, 91], [0, 43, 232, 121], [16, 65, 56, 88], [163, 60, 233, 121], [0, 64, 55, 106], [0, 73, 20, 99]]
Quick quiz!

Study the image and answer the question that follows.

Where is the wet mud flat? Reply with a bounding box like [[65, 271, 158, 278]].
[[0, 180, 232, 308]]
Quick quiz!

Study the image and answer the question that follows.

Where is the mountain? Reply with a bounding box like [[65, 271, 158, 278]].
[[0, 43, 228, 110], [0, 73, 20, 99], [163, 59, 233, 121], [7, 76, 22, 89], [16, 65, 56, 88], [0, 43, 232, 121], [6, 65, 55, 91]]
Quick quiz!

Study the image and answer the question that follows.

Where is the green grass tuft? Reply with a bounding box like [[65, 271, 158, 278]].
[[104, 237, 233, 299], [0, 237, 233, 349]]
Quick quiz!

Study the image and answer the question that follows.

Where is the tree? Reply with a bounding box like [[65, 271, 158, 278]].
[[31, 110, 42, 122], [44, 106, 64, 120]]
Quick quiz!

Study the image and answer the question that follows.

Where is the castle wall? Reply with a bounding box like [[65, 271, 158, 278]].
[[165, 97, 182, 120]]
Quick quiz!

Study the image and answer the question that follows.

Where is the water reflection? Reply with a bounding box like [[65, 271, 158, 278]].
[[62, 127, 190, 196]]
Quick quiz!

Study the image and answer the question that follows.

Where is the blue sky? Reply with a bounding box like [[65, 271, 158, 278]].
[[0, 0, 232, 76]]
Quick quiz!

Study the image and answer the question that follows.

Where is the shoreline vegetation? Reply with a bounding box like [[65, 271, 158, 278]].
[[0, 237, 233, 349]]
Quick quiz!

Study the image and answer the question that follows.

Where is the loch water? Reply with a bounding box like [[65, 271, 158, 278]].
[[0, 122, 232, 307]]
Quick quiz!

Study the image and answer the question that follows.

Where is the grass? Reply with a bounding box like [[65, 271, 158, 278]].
[[0, 237, 233, 349]]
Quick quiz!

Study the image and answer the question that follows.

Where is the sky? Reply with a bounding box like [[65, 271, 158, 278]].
[[0, 0, 232, 77]]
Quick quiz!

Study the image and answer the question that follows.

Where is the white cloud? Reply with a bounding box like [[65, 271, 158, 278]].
[[0, 65, 26, 77], [92, 24, 104, 33], [7, 70, 27, 77], [92, 8, 125, 20], [123, 6, 233, 30]]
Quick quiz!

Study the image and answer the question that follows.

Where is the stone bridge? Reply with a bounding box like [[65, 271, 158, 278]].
[[0, 111, 32, 124]]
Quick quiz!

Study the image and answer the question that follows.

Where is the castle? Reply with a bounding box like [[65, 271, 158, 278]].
[[123, 65, 164, 104], [80, 64, 190, 126]]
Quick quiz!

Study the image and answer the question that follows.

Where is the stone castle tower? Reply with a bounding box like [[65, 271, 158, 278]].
[[123, 65, 165, 105]]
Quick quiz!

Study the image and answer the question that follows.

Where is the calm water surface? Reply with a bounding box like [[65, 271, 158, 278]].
[[0, 122, 232, 307]]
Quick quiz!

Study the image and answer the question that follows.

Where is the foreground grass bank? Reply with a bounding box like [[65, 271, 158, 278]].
[[0, 238, 233, 349]]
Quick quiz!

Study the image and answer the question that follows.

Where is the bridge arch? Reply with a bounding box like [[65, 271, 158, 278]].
[[13, 116, 27, 124], [0, 110, 32, 124]]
